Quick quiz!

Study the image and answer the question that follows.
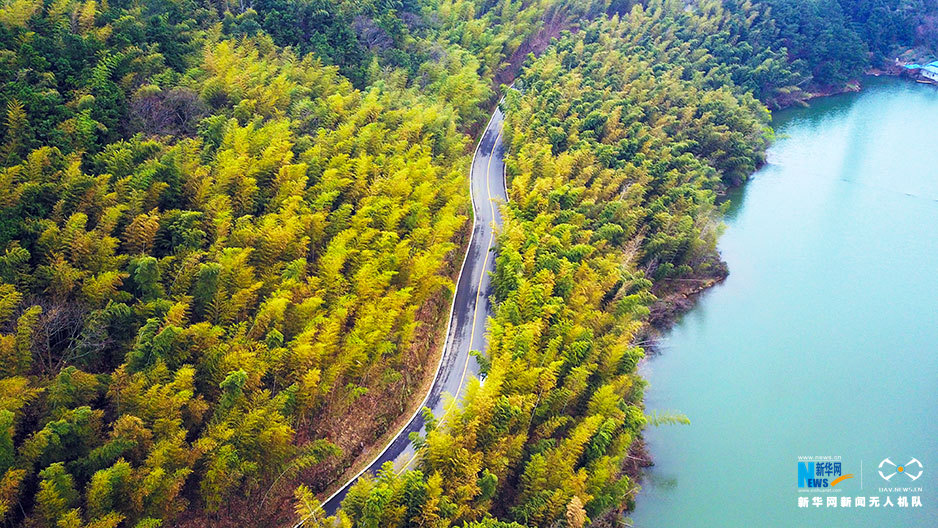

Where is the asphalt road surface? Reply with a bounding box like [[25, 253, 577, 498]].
[[316, 106, 508, 516]]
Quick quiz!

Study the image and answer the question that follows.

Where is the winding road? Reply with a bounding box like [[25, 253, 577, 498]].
[[316, 105, 508, 516]]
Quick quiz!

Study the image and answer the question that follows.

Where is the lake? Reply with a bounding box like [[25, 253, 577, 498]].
[[632, 77, 938, 527]]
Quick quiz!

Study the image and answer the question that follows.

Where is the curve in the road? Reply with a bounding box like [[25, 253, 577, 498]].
[[309, 105, 508, 519]]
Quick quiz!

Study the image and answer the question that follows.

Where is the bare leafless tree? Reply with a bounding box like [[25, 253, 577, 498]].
[[28, 299, 112, 375], [128, 88, 207, 138], [352, 16, 393, 53]]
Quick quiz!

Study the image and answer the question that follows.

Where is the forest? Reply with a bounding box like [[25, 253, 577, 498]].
[[0, 0, 934, 527]]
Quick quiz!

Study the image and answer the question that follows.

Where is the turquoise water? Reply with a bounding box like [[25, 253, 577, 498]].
[[633, 78, 938, 527]]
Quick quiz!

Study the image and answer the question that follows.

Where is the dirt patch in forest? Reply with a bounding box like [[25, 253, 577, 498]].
[[494, 5, 575, 89]]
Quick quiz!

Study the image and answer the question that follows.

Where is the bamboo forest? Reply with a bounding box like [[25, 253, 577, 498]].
[[0, 0, 935, 526]]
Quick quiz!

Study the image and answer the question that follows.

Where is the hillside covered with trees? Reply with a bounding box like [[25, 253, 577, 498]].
[[0, 0, 933, 527], [0, 0, 574, 524]]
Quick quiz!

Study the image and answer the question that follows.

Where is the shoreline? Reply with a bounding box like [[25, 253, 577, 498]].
[[799, 62, 935, 105], [619, 71, 896, 521], [623, 74, 937, 527], [623, 69, 932, 523]]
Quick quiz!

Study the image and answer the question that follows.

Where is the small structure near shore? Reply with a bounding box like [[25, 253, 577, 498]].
[[902, 60, 938, 83], [924, 64, 938, 82]]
